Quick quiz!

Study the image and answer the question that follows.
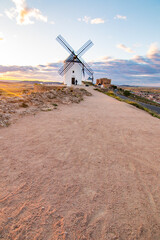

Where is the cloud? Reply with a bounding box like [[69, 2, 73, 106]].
[[147, 42, 159, 58], [78, 16, 105, 24], [90, 46, 160, 86], [50, 21, 55, 25], [96, 56, 114, 62], [114, 15, 127, 20], [5, 0, 47, 25], [132, 55, 148, 64], [78, 16, 91, 24], [0, 44, 160, 86], [0, 63, 62, 82], [0, 65, 38, 73], [91, 18, 105, 24], [0, 13, 3, 17], [117, 44, 134, 53]]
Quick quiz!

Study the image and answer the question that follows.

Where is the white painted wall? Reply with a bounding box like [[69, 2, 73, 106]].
[[64, 63, 82, 86]]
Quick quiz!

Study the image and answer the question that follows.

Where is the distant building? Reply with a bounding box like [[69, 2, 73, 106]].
[[96, 78, 111, 88], [87, 77, 93, 82]]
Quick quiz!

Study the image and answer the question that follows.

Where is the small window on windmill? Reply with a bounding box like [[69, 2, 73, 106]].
[[72, 70, 74, 73]]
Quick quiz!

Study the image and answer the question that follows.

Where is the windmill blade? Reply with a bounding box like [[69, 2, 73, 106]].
[[56, 35, 75, 55], [58, 53, 74, 76], [65, 53, 74, 62], [79, 62, 93, 77], [58, 61, 74, 76], [82, 66, 85, 78], [58, 62, 70, 75], [76, 40, 93, 57], [83, 67, 85, 77], [78, 57, 93, 76]]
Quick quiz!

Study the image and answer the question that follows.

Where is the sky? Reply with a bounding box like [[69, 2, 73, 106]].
[[0, 0, 160, 86]]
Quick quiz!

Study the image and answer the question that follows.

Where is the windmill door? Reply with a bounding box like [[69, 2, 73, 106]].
[[72, 78, 75, 85]]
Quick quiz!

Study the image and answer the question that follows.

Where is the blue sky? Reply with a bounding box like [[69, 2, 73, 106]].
[[0, 0, 160, 86]]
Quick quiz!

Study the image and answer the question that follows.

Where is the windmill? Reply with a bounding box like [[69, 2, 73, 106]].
[[56, 35, 94, 86]]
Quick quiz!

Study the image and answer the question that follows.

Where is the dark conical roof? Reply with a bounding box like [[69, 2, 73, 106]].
[[65, 54, 82, 63]]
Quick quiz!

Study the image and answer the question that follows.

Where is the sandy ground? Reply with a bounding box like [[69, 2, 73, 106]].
[[0, 87, 160, 240]]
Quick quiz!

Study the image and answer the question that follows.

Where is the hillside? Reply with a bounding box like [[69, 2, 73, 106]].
[[0, 82, 91, 127], [0, 86, 160, 239]]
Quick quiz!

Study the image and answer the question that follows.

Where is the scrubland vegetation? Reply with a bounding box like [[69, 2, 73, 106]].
[[0, 82, 91, 127]]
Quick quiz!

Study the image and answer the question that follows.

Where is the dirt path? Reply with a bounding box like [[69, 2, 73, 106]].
[[0, 87, 160, 240]]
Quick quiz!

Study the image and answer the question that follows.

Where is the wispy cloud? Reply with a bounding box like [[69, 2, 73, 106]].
[[78, 16, 105, 24], [0, 13, 3, 17], [78, 16, 90, 24], [114, 14, 127, 20], [91, 18, 105, 24], [5, 0, 47, 25], [117, 44, 134, 53]]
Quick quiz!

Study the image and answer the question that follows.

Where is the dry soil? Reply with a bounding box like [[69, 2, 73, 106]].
[[0, 87, 160, 240]]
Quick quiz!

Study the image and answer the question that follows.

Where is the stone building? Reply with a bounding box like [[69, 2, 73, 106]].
[[96, 78, 111, 88]]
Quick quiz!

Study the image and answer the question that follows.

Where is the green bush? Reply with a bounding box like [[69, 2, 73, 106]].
[[111, 85, 117, 90], [123, 90, 131, 97], [52, 103, 58, 107]]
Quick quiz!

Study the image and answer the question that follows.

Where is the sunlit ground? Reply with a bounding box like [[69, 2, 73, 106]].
[[0, 81, 34, 97], [1, 81, 160, 99], [121, 86, 160, 93]]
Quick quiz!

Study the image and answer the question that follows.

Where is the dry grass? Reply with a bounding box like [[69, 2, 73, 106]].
[[0, 82, 92, 127], [120, 86, 160, 94], [0, 82, 34, 97], [95, 88, 160, 119]]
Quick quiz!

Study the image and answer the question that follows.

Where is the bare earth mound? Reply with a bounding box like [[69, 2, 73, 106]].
[[0, 87, 160, 239], [0, 84, 91, 127]]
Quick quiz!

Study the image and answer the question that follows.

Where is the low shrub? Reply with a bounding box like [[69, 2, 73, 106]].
[[20, 102, 29, 108], [123, 90, 131, 97], [52, 103, 58, 107]]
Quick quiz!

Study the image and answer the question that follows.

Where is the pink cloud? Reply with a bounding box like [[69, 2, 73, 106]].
[[5, 0, 47, 25], [117, 44, 134, 53]]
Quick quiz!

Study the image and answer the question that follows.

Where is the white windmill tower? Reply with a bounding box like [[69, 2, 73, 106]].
[[56, 35, 94, 86]]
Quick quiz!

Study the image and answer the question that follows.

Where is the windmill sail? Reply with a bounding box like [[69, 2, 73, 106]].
[[56, 35, 94, 85], [56, 35, 74, 54], [78, 58, 93, 77], [76, 40, 93, 57], [59, 61, 74, 76]]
